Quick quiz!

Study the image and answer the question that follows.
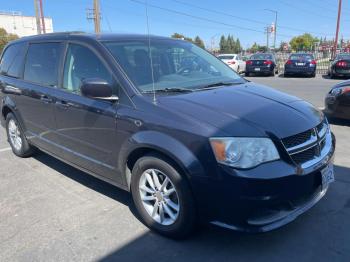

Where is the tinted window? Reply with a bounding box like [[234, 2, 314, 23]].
[[0, 43, 26, 78], [250, 54, 273, 60], [336, 54, 350, 60], [218, 55, 235, 60], [63, 44, 113, 94], [289, 54, 314, 60], [24, 43, 62, 86]]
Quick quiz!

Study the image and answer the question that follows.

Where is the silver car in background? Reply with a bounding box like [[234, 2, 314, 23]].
[[217, 53, 246, 73]]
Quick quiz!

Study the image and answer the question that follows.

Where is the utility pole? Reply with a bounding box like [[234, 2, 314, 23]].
[[264, 9, 278, 50], [265, 27, 270, 51], [87, 0, 101, 33], [93, 0, 101, 33], [333, 0, 342, 59], [33, 0, 41, 34], [39, 0, 46, 34]]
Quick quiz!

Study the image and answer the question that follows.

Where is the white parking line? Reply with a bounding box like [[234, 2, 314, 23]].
[[0, 147, 11, 153]]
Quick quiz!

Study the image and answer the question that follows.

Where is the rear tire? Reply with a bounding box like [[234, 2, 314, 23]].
[[131, 154, 196, 239], [6, 113, 34, 157], [245, 72, 250, 77]]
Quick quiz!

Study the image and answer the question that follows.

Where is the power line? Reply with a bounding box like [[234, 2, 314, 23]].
[[278, 0, 349, 22], [127, 0, 299, 38], [168, 0, 333, 36]]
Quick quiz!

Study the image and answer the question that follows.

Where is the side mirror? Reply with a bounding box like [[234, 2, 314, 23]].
[[80, 78, 118, 102]]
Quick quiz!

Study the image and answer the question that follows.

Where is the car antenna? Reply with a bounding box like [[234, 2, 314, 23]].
[[145, 0, 157, 104]]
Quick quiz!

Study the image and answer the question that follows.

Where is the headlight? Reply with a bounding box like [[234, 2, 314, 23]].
[[210, 137, 280, 169], [330, 87, 342, 96]]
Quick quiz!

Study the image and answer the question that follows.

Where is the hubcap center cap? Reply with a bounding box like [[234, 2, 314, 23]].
[[155, 191, 163, 202]]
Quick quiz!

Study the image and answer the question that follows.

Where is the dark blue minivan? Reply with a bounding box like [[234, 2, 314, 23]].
[[0, 33, 335, 238]]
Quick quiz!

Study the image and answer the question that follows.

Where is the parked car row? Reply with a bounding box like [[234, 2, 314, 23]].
[[217, 52, 350, 80]]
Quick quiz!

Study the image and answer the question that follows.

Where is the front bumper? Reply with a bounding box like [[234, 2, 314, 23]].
[[193, 133, 335, 233]]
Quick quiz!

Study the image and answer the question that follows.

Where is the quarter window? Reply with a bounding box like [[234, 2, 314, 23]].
[[0, 43, 26, 78], [23, 43, 62, 86], [62, 44, 113, 94]]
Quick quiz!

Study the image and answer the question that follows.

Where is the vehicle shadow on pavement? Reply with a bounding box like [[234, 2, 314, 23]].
[[97, 163, 350, 262], [322, 74, 350, 80], [33, 153, 139, 218]]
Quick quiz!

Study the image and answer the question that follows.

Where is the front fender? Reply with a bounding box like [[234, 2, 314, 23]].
[[119, 130, 206, 187]]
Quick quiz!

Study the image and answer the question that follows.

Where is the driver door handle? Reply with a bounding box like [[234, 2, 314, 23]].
[[40, 95, 53, 104], [55, 100, 73, 109]]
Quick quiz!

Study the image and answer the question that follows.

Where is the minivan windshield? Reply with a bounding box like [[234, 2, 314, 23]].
[[103, 39, 244, 93]]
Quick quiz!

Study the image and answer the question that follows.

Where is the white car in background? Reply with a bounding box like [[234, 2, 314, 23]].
[[217, 54, 246, 73]]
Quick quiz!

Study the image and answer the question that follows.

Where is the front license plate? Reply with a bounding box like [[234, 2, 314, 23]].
[[321, 163, 335, 190], [254, 68, 260, 71]]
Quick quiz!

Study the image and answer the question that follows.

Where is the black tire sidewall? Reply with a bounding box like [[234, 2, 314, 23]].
[[131, 155, 196, 239]]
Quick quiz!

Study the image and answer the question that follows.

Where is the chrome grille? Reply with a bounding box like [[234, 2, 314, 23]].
[[282, 130, 313, 149], [282, 119, 331, 168]]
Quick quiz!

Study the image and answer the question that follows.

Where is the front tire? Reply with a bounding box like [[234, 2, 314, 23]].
[[6, 113, 34, 157], [131, 154, 196, 239]]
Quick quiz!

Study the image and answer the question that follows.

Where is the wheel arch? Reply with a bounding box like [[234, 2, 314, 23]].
[[1, 97, 25, 128], [120, 131, 205, 190]]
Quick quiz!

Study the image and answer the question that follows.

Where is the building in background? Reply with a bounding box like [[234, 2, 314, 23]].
[[0, 11, 53, 37]]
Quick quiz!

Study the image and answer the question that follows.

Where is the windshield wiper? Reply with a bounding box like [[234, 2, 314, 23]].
[[143, 87, 193, 94], [195, 81, 243, 90]]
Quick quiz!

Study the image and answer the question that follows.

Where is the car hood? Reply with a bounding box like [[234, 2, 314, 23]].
[[157, 82, 323, 139]]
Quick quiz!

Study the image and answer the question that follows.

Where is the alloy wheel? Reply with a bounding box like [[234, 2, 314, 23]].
[[8, 119, 22, 151], [138, 169, 180, 226]]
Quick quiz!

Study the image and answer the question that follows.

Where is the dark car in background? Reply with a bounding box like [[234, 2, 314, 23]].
[[328, 53, 350, 79], [284, 53, 316, 77], [325, 80, 350, 120], [245, 53, 278, 77], [0, 33, 335, 239]]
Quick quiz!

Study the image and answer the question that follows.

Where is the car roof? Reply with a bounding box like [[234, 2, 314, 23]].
[[9, 32, 176, 44]]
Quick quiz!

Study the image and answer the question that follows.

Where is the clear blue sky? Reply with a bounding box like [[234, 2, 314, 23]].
[[2, 0, 350, 48]]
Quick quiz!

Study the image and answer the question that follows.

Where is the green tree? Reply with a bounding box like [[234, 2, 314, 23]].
[[227, 35, 235, 52], [194, 36, 205, 49], [219, 35, 227, 53], [0, 28, 19, 53], [235, 38, 242, 53], [289, 33, 318, 51]]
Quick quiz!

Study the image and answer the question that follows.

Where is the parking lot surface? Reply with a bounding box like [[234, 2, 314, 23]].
[[1, 76, 350, 262]]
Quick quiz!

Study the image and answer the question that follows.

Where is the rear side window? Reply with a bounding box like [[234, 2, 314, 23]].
[[24, 43, 62, 87], [0, 43, 26, 78]]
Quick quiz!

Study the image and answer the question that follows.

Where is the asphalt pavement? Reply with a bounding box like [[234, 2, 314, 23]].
[[1, 75, 350, 262]]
